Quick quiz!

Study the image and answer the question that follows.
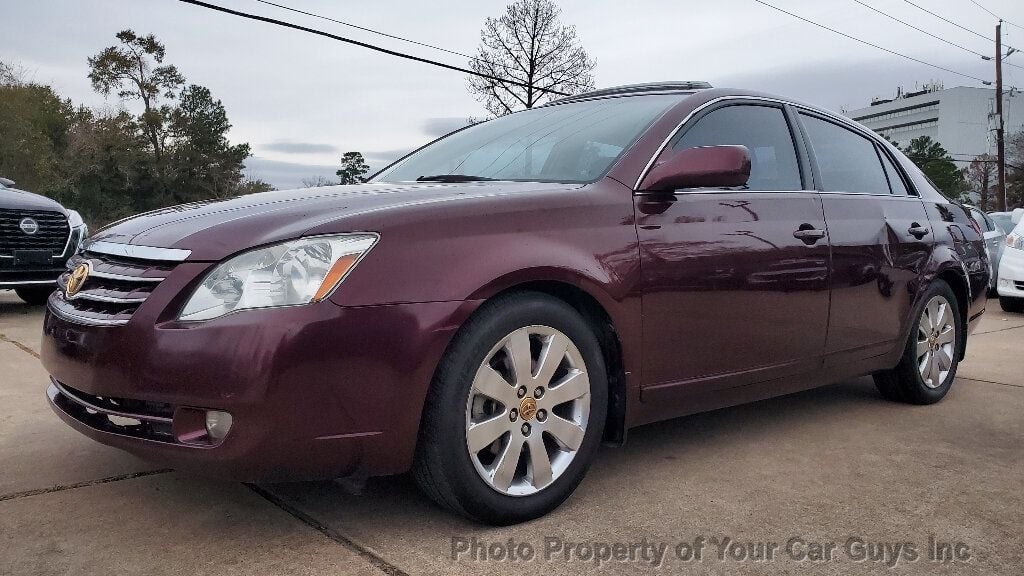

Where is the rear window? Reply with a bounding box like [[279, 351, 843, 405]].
[[800, 113, 890, 195]]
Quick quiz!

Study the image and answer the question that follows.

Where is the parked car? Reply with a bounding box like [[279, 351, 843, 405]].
[[0, 177, 88, 304], [989, 211, 1016, 235], [997, 209, 1024, 312], [40, 83, 989, 525], [966, 206, 1005, 295]]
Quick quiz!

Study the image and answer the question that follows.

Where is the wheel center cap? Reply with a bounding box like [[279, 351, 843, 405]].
[[519, 397, 538, 421]]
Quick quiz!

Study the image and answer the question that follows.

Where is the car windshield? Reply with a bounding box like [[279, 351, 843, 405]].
[[373, 94, 681, 184], [991, 213, 1015, 234]]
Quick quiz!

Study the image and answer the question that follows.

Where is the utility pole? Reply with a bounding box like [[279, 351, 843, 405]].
[[995, 20, 1006, 211]]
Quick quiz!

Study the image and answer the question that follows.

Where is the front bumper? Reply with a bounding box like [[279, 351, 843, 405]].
[[42, 298, 476, 481], [996, 247, 1024, 299], [0, 266, 65, 289]]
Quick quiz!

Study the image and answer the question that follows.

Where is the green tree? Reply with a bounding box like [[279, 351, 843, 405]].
[[87, 30, 184, 162], [0, 77, 76, 201], [64, 110, 155, 223], [336, 152, 370, 184], [900, 136, 967, 201], [166, 85, 251, 202]]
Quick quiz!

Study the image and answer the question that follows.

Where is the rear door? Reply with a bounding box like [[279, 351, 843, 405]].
[[796, 112, 933, 365], [636, 102, 830, 401]]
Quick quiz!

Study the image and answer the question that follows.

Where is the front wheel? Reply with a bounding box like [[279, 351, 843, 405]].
[[874, 280, 961, 404], [1000, 296, 1024, 313], [15, 286, 54, 305], [414, 292, 607, 525]]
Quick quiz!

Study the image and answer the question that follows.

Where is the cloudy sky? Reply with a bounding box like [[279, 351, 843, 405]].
[[4, 0, 1022, 188]]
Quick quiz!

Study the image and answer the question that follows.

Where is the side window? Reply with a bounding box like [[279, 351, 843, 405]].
[[879, 150, 912, 196], [799, 113, 890, 195], [672, 105, 802, 190]]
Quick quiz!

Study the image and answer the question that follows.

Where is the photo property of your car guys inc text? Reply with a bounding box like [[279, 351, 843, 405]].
[[2, 0, 1023, 574]]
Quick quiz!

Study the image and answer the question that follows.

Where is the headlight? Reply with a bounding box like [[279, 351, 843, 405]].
[[1008, 233, 1024, 250], [68, 209, 85, 228], [179, 234, 378, 321], [67, 210, 88, 252]]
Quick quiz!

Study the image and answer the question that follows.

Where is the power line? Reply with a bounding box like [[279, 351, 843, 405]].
[[750, 0, 991, 84], [969, 0, 1024, 30], [176, 0, 570, 97], [250, 0, 592, 91], [253, 0, 472, 61], [969, 0, 1000, 19], [900, 0, 1019, 56], [857, 0, 1023, 72], [851, 0, 987, 58], [900, 0, 993, 42]]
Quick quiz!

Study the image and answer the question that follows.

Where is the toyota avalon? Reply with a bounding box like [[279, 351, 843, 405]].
[[41, 83, 988, 524]]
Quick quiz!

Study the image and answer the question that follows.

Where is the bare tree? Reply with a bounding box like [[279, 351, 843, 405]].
[[0, 61, 29, 87], [302, 175, 337, 188], [1008, 131, 1024, 209], [965, 154, 996, 210], [468, 0, 595, 117]]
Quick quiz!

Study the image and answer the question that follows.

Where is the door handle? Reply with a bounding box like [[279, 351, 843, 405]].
[[793, 224, 826, 244], [908, 223, 930, 239]]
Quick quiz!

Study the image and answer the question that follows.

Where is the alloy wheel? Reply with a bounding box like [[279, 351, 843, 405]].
[[917, 295, 956, 389], [465, 325, 591, 496]]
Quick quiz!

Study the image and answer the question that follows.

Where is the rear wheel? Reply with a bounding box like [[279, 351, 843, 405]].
[[1000, 296, 1024, 313], [874, 280, 961, 405], [414, 292, 607, 525], [15, 286, 54, 305]]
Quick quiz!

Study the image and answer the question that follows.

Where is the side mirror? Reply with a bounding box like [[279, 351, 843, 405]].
[[642, 145, 751, 192], [1013, 208, 1024, 225], [0, 177, 14, 187]]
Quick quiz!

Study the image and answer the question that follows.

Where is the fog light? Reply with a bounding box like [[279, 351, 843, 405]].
[[1000, 278, 1011, 286], [205, 410, 233, 440]]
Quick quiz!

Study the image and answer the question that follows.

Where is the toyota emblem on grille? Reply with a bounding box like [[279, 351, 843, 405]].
[[19, 217, 39, 235], [66, 262, 91, 298]]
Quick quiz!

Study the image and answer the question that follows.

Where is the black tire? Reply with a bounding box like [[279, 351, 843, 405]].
[[15, 286, 54, 305], [414, 292, 608, 525], [1000, 296, 1024, 313], [873, 280, 961, 405]]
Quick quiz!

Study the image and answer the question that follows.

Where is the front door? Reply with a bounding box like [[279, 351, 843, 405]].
[[636, 103, 831, 400]]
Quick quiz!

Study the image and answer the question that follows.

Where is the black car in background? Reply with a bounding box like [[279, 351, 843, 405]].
[[0, 177, 87, 304]]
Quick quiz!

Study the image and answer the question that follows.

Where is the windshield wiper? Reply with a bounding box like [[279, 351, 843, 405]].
[[416, 174, 497, 183]]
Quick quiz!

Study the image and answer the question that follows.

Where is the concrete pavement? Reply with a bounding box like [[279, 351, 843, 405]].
[[1, 290, 1021, 575]]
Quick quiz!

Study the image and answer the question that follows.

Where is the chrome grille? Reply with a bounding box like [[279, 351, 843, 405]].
[[0, 208, 71, 257], [49, 244, 187, 326]]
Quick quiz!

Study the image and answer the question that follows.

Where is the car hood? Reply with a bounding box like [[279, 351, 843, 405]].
[[0, 186, 68, 212], [89, 181, 576, 261]]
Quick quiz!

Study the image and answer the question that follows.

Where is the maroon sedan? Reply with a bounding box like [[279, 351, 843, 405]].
[[41, 83, 988, 524]]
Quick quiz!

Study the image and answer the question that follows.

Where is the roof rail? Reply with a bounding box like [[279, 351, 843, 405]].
[[544, 81, 713, 105]]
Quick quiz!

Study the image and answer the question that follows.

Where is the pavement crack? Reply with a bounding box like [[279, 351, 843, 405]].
[[0, 469, 174, 503], [0, 333, 40, 359], [973, 323, 1024, 336], [245, 483, 410, 576], [960, 377, 1024, 389]]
